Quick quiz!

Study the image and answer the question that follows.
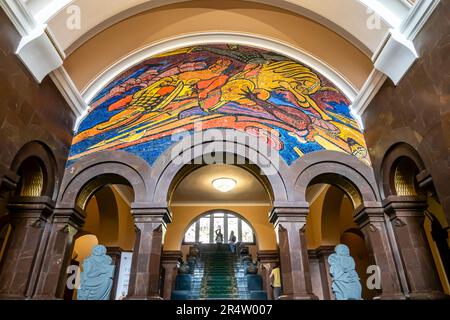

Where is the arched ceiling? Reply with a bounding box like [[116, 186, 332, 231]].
[[5, 0, 434, 122], [20, 0, 414, 97], [27, 0, 411, 54], [170, 164, 271, 205]]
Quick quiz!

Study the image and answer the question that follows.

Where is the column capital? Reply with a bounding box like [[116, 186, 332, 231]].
[[257, 250, 279, 264], [382, 195, 428, 219], [353, 202, 385, 227], [7, 196, 55, 220], [308, 245, 335, 259], [52, 205, 86, 230], [106, 246, 123, 257], [269, 206, 308, 225], [131, 203, 172, 225], [161, 251, 183, 266]]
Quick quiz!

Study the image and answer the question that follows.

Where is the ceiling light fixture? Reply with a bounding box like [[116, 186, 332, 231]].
[[212, 178, 237, 193]]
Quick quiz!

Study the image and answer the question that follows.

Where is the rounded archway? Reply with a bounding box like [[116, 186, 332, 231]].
[[164, 162, 276, 253], [0, 141, 59, 299], [35, 150, 155, 301], [163, 161, 276, 300], [10, 141, 58, 200], [381, 143, 449, 297], [64, 183, 135, 300], [291, 150, 380, 300], [304, 182, 376, 300]]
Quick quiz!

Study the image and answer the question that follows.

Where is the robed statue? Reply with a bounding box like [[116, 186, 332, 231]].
[[77, 245, 115, 300], [328, 244, 362, 300]]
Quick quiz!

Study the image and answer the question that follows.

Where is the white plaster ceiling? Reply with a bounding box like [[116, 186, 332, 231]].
[[25, 0, 413, 56], [170, 164, 271, 205], [9, 0, 430, 122]]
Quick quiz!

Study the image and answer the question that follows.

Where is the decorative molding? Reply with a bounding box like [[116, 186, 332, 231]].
[[269, 206, 309, 225], [256, 250, 279, 263], [393, 218, 407, 227], [81, 32, 358, 104], [350, 68, 387, 117], [170, 201, 271, 207], [1, 0, 64, 83], [15, 24, 63, 83], [400, 0, 440, 40], [0, 0, 36, 36], [373, 28, 418, 85], [130, 205, 172, 224], [34, 0, 72, 24], [161, 250, 183, 264], [49, 67, 86, 118], [371, 0, 440, 85], [359, 0, 410, 28], [353, 0, 440, 116]]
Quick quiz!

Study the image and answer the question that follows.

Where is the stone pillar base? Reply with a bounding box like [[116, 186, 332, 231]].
[[279, 293, 319, 300], [408, 291, 448, 300], [0, 294, 28, 300], [126, 295, 163, 300], [374, 293, 407, 300]]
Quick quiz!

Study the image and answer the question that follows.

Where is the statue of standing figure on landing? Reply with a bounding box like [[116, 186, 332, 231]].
[[328, 244, 362, 300], [77, 245, 115, 300]]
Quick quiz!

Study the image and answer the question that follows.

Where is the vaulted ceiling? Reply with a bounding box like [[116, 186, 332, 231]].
[[3, 0, 436, 123]]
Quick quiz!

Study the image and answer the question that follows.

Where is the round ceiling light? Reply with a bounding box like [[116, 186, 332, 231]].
[[212, 178, 237, 193]]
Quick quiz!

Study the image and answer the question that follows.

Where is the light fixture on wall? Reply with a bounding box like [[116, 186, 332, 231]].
[[212, 178, 237, 192]]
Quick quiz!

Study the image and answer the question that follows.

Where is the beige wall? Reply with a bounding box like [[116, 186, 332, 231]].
[[306, 187, 327, 249], [79, 186, 135, 252], [73, 234, 99, 262], [165, 205, 275, 251], [339, 195, 357, 234], [306, 185, 357, 249], [65, 0, 372, 92], [111, 187, 135, 251], [83, 195, 100, 235]]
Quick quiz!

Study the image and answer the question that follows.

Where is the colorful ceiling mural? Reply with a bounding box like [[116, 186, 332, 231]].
[[69, 45, 370, 167]]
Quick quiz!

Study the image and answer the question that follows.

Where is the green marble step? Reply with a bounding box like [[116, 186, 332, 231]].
[[187, 245, 251, 300]]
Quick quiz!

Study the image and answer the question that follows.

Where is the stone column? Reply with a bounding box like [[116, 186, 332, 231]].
[[33, 206, 85, 299], [269, 206, 317, 300], [0, 166, 18, 217], [384, 196, 445, 299], [309, 246, 334, 300], [257, 250, 279, 300], [127, 205, 171, 300], [106, 246, 123, 300], [161, 251, 182, 300], [0, 196, 54, 299], [354, 204, 405, 299]]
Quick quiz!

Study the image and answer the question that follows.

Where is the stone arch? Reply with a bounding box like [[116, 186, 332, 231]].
[[150, 130, 292, 205], [10, 141, 58, 200], [292, 150, 379, 208], [59, 150, 152, 209], [380, 142, 426, 198], [380, 143, 448, 298]]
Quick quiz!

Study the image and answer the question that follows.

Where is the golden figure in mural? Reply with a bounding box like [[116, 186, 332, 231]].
[[69, 45, 370, 166]]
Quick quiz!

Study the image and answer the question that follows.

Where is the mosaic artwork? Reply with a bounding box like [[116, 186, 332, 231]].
[[69, 45, 370, 166]]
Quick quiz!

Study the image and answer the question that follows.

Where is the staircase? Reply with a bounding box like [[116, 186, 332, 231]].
[[190, 244, 250, 300]]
